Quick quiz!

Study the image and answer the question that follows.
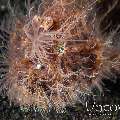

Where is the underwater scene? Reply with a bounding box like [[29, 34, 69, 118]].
[[0, 0, 120, 120]]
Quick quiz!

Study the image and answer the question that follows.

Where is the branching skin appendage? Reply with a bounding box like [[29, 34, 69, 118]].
[[4, 0, 120, 112]]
